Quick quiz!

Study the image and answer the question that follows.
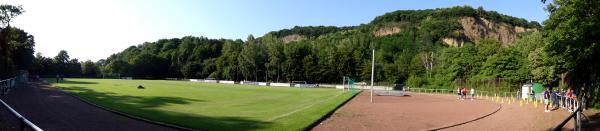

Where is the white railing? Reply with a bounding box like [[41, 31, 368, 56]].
[[557, 94, 580, 112], [0, 77, 43, 131], [0, 99, 43, 131]]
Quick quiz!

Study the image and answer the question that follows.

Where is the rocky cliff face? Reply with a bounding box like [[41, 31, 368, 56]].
[[281, 34, 306, 43], [373, 26, 402, 37], [443, 17, 537, 47]]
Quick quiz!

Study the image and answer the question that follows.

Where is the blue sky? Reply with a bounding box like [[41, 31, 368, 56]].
[[6, 0, 550, 61]]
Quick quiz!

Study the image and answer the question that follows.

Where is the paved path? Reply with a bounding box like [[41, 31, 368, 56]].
[[0, 82, 180, 131]]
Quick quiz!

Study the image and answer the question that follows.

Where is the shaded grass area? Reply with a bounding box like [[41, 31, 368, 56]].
[[47, 79, 353, 131]]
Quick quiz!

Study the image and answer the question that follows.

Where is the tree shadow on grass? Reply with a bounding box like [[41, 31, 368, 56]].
[[46, 79, 98, 85], [60, 86, 272, 130]]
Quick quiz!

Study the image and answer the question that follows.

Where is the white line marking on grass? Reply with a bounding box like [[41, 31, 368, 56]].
[[265, 91, 345, 122]]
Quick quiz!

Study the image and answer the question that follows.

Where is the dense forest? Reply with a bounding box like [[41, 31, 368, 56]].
[[88, 6, 542, 85], [25, 2, 600, 108]]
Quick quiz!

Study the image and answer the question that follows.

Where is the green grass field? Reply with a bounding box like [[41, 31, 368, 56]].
[[48, 78, 353, 130]]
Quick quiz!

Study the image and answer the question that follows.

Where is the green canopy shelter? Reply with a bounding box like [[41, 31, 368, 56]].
[[532, 83, 544, 93]]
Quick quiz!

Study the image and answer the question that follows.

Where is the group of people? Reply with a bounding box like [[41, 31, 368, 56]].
[[543, 88, 578, 113], [55, 74, 64, 83], [456, 87, 475, 100], [452, 86, 579, 113]]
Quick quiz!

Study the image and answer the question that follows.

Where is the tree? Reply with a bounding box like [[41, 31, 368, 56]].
[[182, 61, 202, 78], [528, 47, 557, 85], [542, 0, 600, 108], [0, 5, 24, 27], [480, 49, 526, 80], [238, 35, 266, 81], [81, 60, 99, 77], [54, 50, 70, 75], [476, 38, 502, 57], [216, 40, 242, 80], [263, 33, 285, 82], [0, 5, 27, 78], [437, 45, 480, 82], [238, 35, 258, 81], [130, 53, 169, 78]]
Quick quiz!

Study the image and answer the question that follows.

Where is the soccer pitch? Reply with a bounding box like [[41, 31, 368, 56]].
[[48, 79, 354, 130]]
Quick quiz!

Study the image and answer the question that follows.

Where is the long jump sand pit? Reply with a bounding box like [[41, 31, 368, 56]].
[[313, 91, 500, 131]]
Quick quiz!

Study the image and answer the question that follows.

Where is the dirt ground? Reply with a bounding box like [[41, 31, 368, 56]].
[[0, 82, 180, 131], [312, 91, 574, 131]]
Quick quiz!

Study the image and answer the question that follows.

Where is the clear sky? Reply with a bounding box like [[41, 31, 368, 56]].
[[4, 0, 550, 61]]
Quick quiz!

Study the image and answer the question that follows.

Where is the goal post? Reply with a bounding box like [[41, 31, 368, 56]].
[[342, 76, 358, 95], [349, 78, 357, 95]]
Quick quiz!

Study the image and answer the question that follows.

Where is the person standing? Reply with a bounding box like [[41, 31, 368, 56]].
[[566, 88, 573, 112], [544, 88, 551, 112], [56, 74, 60, 83], [457, 88, 461, 99], [470, 88, 475, 100], [461, 87, 466, 100], [552, 89, 559, 110]]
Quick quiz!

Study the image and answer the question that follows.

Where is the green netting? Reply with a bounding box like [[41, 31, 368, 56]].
[[533, 83, 543, 93], [348, 78, 357, 94]]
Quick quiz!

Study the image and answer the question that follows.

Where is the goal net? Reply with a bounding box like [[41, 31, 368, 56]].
[[343, 76, 359, 95]]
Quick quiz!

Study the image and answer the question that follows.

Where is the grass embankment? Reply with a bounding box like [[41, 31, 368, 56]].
[[48, 78, 353, 131]]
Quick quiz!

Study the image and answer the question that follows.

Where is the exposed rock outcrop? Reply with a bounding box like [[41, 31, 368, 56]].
[[442, 37, 464, 47], [373, 27, 402, 37], [281, 34, 305, 43], [442, 17, 538, 47]]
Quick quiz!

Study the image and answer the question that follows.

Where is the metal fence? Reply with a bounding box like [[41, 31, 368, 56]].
[[0, 77, 43, 131], [0, 77, 16, 95]]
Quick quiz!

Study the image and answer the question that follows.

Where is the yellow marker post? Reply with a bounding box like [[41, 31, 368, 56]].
[[534, 99, 538, 108], [495, 94, 498, 102], [519, 99, 523, 107], [513, 97, 516, 103], [511, 94, 515, 103]]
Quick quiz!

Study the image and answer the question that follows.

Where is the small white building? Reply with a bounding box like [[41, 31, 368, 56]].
[[521, 84, 532, 99]]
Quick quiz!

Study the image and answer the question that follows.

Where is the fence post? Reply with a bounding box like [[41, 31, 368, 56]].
[[574, 109, 579, 131], [19, 117, 25, 131]]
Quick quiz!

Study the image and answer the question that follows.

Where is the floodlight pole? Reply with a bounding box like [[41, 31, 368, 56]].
[[371, 49, 375, 103]]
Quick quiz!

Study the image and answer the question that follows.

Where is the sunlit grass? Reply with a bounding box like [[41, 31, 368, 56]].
[[48, 78, 353, 131]]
